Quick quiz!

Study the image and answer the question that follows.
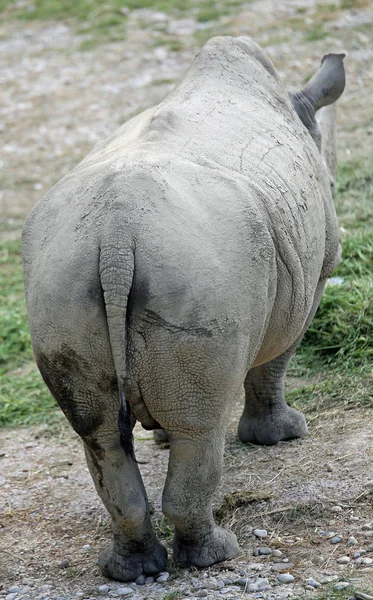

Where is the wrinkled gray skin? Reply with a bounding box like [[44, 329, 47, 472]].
[[22, 37, 345, 581]]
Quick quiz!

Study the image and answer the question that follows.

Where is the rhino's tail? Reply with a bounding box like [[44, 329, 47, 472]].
[[99, 241, 136, 461]]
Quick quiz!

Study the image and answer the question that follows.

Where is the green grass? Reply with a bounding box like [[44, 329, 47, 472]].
[[289, 156, 373, 412], [0, 0, 245, 49], [0, 238, 60, 427], [293, 583, 356, 600]]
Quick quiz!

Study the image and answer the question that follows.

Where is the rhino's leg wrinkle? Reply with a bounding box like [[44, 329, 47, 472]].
[[84, 431, 167, 581], [163, 431, 239, 567], [238, 280, 326, 445]]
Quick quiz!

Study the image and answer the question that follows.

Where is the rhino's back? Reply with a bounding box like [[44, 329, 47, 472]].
[[23, 36, 338, 365]]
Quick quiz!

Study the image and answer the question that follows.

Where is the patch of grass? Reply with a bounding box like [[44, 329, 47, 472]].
[[215, 490, 272, 523], [0, 238, 33, 368], [293, 582, 355, 600], [0, 237, 59, 427], [305, 25, 327, 41], [162, 592, 182, 600], [0, 364, 60, 427], [299, 276, 373, 370]]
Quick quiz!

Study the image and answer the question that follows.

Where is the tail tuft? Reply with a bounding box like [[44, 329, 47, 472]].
[[118, 390, 136, 461]]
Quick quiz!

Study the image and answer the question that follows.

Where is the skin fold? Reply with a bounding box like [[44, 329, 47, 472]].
[[22, 37, 345, 581]]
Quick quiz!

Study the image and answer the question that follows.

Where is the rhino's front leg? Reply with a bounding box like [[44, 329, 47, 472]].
[[84, 429, 167, 581], [238, 352, 308, 445], [238, 280, 326, 445], [162, 429, 239, 567]]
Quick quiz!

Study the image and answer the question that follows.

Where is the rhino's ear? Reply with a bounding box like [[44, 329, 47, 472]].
[[290, 53, 346, 148]]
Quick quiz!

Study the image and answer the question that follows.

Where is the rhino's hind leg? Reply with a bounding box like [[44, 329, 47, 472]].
[[238, 352, 308, 446], [238, 280, 327, 446], [84, 431, 167, 581], [163, 430, 239, 567], [36, 347, 166, 582]]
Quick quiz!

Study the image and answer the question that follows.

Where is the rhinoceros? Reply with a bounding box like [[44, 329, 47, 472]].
[[22, 36, 345, 581]]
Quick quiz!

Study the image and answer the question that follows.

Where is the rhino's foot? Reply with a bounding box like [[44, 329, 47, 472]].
[[98, 540, 167, 582], [173, 526, 239, 568], [238, 405, 308, 446], [153, 429, 169, 443]]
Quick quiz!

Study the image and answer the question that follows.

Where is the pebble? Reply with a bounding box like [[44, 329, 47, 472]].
[[334, 582, 350, 590], [337, 556, 350, 564], [82, 544, 91, 551], [8, 588, 21, 594], [116, 588, 134, 596], [277, 573, 294, 584], [349, 516, 360, 522], [247, 583, 259, 592], [144, 577, 154, 584], [306, 578, 321, 588], [353, 551, 361, 559], [156, 572, 169, 583], [6, 595, 18, 600], [362, 523, 372, 530], [196, 591, 208, 598], [254, 547, 272, 556], [98, 585, 110, 593], [59, 559, 70, 569], [331, 536, 342, 544], [253, 528, 268, 539], [271, 549, 283, 557], [348, 536, 358, 545], [331, 505, 343, 512], [134, 575, 146, 585], [361, 557, 373, 565]]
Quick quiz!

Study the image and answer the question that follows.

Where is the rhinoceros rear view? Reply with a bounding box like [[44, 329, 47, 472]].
[[22, 37, 345, 581]]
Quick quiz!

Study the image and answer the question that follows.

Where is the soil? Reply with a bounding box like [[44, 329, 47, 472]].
[[0, 0, 373, 597]]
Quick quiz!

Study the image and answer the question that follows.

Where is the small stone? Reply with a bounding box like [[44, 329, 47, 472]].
[[331, 505, 343, 512], [196, 591, 208, 598], [353, 552, 361, 559], [156, 572, 169, 583], [59, 559, 70, 569], [349, 516, 360, 522], [334, 582, 349, 590], [247, 583, 258, 592], [8, 588, 21, 594], [223, 578, 233, 585], [277, 573, 294, 584], [253, 528, 268, 539], [144, 577, 154, 584], [362, 523, 372, 531], [116, 587, 134, 596], [134, 575, 145, 585], [337, 556, 350, 564], [306, 578, 321, 588], [305, 585, 314, 591], [6, 594, 18, 600], [257, 547, 272, 555], [82, 544, 91, 551], [362, 557, 373, 565], [331, 536, 342, 544], [272, 549, 283, 557], [98, 585, 110, 593], [257, 578, 270, 587], [347, 536, 358, 546]]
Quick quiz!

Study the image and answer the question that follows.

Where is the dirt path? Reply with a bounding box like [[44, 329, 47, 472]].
[[1, 403, 373, 598], [1, 0, 373, 598]]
